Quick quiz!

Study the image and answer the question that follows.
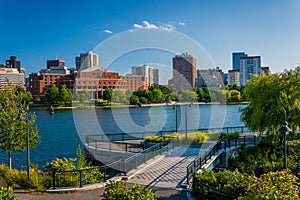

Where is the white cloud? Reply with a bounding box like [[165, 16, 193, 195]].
[[142, 20, 158, 29], [103, 29, 112, 34], [178, 21, 185, 26], [133, 20, 177, 31], [133, 23, 143, 28]]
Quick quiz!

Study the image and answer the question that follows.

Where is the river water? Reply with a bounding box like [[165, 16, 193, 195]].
[[0, 104, 246, 169]]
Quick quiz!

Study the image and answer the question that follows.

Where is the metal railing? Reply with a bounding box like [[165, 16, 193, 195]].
[[86, 126, 251, 143], [186, 135, 261, 183], [123, 137, 180, 173], [192, 177, 236, 200]]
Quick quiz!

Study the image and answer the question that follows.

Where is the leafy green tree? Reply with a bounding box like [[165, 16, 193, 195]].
[[240, 68, 300, 132], [140, 97, 148, 104], [58, 85, 72, 104], [130, 95, 140, 105], [0, 83, 40, 169], [228, 90, 241, 102], [44, 84, 59, 104], [80, 89, 91, 102], [178, 90, 197, 102], [151, 88, 163, 103], [111, 89, 127, 103], [103, 87, 113, 102], [165, 92, 177, 102]]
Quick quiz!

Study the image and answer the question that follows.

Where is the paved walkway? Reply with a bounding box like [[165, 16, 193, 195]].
[[127, 145, 204, 189]]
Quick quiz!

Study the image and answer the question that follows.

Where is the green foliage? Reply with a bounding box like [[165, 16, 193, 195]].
[[185, 132, 209, 144], [193, 169, 250, 199], [193, 169, 300, 200], [220, 132, 240, 140], [239, 170, 300, 200], [103, 87, 113, 102], [229, 138, 300, 177], [44, 147, 103, 187], [0, 82, 40, 168], [44, 158, 76, 172], [0, 187, 17, 200], [44, 84, 59, 104], [144, 133, 178, 143], [178, 89, 198, 102], [111, 89, 127, 103], [0, 164, 51, 191], [103, 180, 156, 200], [130, 95, 140, 105], [240, 67, 300, 132], [58, 85, 72, 104]]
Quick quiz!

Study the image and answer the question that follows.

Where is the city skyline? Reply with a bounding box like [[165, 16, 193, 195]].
[[1, 0, 300, 77]]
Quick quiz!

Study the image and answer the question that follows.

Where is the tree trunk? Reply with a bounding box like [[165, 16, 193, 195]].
[[8, 152, 12, 169]]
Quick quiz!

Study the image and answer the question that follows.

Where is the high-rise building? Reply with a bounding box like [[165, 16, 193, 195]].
[[0, 67, 25, 89], [228, 70, 240, 86], [131, 64, 159, 86], [47, 60, 65, 69], [232, 52, 247, 70], [172, 52, 196, 91], [75, 52, 99, 71], [196, 67, 224, 88], [240, 56, 261, 86]]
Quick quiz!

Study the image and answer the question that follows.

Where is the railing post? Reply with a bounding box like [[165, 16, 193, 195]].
[[242, 127, 244, 133], [126, 143, 128, 153], [227, 127, 229, 133], [199, 158, 202, 168], [235, 137, 237, 147], [52, 171, 56, 189], [224, 140, 227, 149], [79, 170, 82, 187], [244, 136, 246, 144], [104, 166, 106, 182], [254, 136, 256, 145]]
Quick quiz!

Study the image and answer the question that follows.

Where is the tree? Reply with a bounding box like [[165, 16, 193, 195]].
[[79, 90, 91, 102], [58, 85, 72, 104], [130, 95, 140, 105], [44, 84, 59, 104], [111, 89, 127, 103], [178, 90, 197, 102], [0, 83, 40, 169], [228, 90, 241, 102], [240, 68, 300, 132], [103, 87, 113, 102], [151, 88, 163, 103]]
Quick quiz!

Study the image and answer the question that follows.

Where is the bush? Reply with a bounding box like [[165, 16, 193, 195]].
[[144, 132, 178, 143], [103, 180, 156, 200], [0, 165, 51, 191], [0, 187, 17, 200], [220, 132, 240, 140]]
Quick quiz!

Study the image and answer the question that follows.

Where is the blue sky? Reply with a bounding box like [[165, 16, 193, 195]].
[[1, 0, 300, 82]]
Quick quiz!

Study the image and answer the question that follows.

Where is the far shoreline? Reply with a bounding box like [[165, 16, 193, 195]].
[[29, 101, 249, 110]]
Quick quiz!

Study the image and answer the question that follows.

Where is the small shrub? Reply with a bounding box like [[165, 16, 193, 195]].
[[103, 180, 156, 200], [0, 187, 17, 200], [220, 132, 240, 140]]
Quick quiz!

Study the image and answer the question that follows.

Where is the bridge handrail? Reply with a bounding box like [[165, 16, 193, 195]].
[[186, 135, 261, 183], [86, 126, 250, 143], [123, 137, 180, 173]]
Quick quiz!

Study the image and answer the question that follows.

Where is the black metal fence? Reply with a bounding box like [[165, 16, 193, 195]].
[[186, 135, 261, 183], [86, 126, 251, 143]]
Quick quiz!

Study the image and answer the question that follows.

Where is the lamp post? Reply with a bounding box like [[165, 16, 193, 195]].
[[18, 110, 30, 182], [278, 120, 291, 169], [185, 103, 193, 139], [173, 105, 178, 133]]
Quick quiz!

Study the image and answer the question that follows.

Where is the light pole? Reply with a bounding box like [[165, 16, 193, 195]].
[[185, 103, 193, 139], [173, 105, 178, 132], [18, 110, 30, 182], [278, 118, 291, 169]]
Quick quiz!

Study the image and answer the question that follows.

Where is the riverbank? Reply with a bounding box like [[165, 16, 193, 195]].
[[29, 101, 249, 110]]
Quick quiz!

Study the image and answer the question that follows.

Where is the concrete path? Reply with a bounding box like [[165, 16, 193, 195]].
[[127, 146, 203, 189]]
